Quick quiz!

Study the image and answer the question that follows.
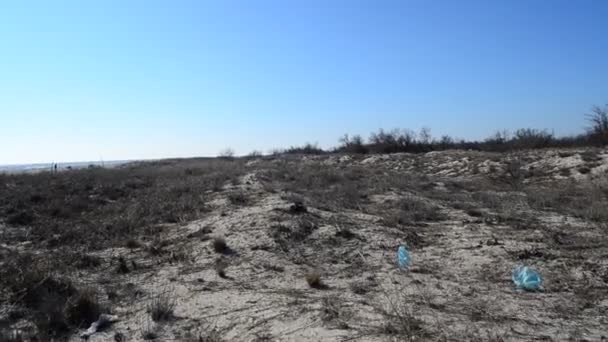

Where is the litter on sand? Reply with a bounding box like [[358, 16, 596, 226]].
[[512, 265, 542, 291], [397, 245, 410, 268], [80, 314, 120, 339]]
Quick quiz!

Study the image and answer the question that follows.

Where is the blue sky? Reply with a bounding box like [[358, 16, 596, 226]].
[[1, 0, 607, 164]]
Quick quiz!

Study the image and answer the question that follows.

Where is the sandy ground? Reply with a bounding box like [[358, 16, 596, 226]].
[[2, 148, 608, 341]]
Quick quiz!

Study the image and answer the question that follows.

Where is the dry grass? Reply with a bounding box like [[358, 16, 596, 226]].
[[140, 320, 158, 340], [227, 191, 249, 205], [64, 288, 103, 327], [305, 271, 327, 289], [376, 285, 427, 339], [212, 237, 229, 254], [0, 159, 246, 250], [215, 259, 228, 279], [2, 149, 607, 340], [320, 296, 351, 328], [147, 289, 176, 322], [383, 194, 447, 225]]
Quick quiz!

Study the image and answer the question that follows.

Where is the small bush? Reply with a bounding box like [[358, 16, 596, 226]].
[[284, 143, 325, 155]]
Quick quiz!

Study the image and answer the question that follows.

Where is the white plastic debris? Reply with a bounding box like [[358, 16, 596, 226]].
[[80, 314, 119, 339]]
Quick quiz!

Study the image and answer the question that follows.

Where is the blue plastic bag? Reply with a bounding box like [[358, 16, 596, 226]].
[[512, 265, 542, 291], [397, 245, 410, 268]]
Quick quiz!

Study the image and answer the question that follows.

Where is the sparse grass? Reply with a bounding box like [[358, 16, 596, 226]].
[[258, 163, 370, 210], [525, 181, 608, 223], [184, 323, 224, 342], [227, 191, 249, 206], [0, 159, 246, 250], [349, 280, 373, 295], [320, 296, 351, 328], [271, 218, 318, 253], [377, 286, 426, 339], [147, 289, 176, 322], [2, 148, 607, 340], [382, 194, 447, 226], [187, 329, 224, 342]]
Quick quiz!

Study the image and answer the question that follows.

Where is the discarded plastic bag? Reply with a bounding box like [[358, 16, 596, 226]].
[[512, 265, 542, 291], [397, 245, 410, 268]]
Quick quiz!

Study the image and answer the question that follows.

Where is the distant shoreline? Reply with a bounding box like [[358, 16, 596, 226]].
[[0, 160, 132, 173]]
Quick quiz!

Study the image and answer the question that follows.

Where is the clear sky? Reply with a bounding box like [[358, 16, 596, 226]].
[[1, 0, 607, 164]]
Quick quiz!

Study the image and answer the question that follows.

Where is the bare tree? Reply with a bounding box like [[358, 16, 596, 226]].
[[218, 148, 235, 159], [418, 127, 432, 145], [586, 104, 608, 145]]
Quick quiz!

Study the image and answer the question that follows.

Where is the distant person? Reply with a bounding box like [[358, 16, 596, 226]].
[[54, 163, 58, 173]]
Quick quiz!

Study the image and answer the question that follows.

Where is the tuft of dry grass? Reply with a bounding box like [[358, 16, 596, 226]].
[[215, 259, 228, 279], [140, 320, 158, 340], [125, 238, 142, 249], [320, 296, 351, 328], [116, 256, 130, 274], [147, 289, 176, 322], [305, 271, 327, 289], [187, 329, 224, 342], [212, 237, 229, 254], [64, 288, 103, 327]]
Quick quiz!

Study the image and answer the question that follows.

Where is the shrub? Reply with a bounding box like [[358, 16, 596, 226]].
[[586, 104, 608, 145], [511, 128, 554, 149], [284, 143, 325, 155], [338, 134, 368, 154]]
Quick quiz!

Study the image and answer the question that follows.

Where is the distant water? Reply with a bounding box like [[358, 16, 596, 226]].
[[0, 160, 131, 173]]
